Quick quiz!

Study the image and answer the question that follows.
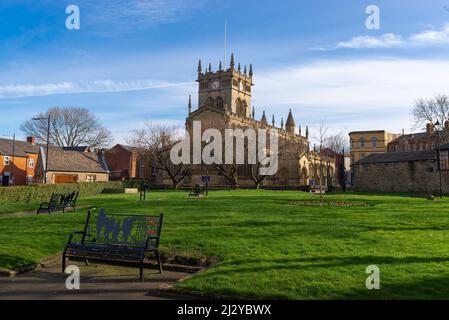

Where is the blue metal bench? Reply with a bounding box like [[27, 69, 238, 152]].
[[62, 209, 163, 282]]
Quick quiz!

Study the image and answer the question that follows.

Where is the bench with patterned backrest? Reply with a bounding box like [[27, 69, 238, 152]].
[[62, 209, 163, 282], [37, 192, 72, 214]]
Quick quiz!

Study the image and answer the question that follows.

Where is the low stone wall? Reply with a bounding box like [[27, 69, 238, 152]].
[[353, 159, 449, 193]]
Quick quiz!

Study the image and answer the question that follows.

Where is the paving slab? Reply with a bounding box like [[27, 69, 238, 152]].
[[0, 259, 193, 300]]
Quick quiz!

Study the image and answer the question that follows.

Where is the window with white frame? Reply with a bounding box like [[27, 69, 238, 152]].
[[87, 175, 96, 182], [3, 156, 10, 166], [371, 137, 377, 147], [28, 158, 34, 168]]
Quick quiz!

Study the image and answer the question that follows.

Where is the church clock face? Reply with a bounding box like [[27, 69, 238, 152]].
[[211, 80, 220, 90]]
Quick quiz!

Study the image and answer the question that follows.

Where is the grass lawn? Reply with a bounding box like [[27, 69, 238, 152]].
[[1, 190, 449, 299]]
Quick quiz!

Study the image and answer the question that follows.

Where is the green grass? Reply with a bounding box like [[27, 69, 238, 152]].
[[1, 190, 449, 299]]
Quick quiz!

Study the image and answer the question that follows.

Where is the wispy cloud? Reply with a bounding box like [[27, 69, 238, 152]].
[[0, 79, 194, 99], [320, 23, 449, 50], [82, 0, 207, 31], [335, 33, 403, 49], [253, 58, 449, 132]]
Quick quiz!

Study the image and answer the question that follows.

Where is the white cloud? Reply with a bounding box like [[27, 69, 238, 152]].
[[325, 23, 449, 50], [410, 24, 449, 44], [336, 33, 404, 49], [252, 58, 449, 134], [0, 79, 194, 99]]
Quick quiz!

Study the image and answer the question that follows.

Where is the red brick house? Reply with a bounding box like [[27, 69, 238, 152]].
[[105, 144, 152, 180], [0, 137, 40, 186]]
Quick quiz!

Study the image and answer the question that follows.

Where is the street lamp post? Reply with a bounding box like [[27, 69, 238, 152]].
[[32, 116, 50, 184]]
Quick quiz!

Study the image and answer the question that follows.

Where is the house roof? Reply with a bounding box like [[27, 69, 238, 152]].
[[62, 146, 92, 152], [116, 144, 145, 153], [389, 131, 437, 144], [0, 138, 40, 157], [43, 148, 109, 173], [354, 150, 436, 165]]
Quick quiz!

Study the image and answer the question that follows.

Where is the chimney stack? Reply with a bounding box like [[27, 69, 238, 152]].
[[426, 123, 435, 134], [27, 136, 36, 145]]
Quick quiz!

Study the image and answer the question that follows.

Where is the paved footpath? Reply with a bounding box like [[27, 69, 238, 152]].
[[0, 260, 193, 300]]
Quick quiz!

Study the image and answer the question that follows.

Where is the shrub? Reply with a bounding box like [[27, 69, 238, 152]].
[[0, 181, 124, 205]]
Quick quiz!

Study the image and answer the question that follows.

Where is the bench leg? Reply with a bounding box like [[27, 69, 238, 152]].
[[156, 251, 162, 273], [83, 253, 89, 266], [139, 260, 144, 282], [62, 251, 66, 273]]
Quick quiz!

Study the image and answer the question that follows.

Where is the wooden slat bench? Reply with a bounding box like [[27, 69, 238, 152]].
[[62, 209, 163, 282]]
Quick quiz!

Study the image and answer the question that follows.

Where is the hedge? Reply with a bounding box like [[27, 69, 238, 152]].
[[0, 181, 124, 205]]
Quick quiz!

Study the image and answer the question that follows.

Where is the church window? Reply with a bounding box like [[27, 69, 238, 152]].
[[371, 137, 377, 147], [215, 97, 224, 110]]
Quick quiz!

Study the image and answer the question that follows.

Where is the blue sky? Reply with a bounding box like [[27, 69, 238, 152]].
[[1, 0, 449, 143]]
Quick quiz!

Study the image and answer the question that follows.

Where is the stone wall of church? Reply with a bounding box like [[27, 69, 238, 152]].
[[353, 159, 449, 193]]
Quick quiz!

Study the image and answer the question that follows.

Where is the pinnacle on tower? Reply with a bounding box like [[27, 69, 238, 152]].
[[306, 126, 309, 138], [281, 117, 284, 129], [244, 65, 247, 75], [238, 63, 241, 72], [230, 53, 235, 69], [198, 59, 202, 73], [299, 125, 302, 135], [188, 95, 192, 114], [272, 115, 275, 127], [208, 62, 212, 72], [261, 110, 267, 125], [252, 107, 255, 119], [249, 64, 253, 76], [286, 109, 296, 135], [219, 61, 222, 71]]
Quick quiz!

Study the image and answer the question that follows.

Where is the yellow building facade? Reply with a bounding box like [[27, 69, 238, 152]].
[[348, 130, 400, 165]]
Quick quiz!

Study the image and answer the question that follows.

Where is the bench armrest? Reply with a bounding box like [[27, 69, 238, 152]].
[[67, 231, 85, 244]]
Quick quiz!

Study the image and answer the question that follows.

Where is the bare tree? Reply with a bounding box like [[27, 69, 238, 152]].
[[128, 122, 189, 189], [313, 119, 329, 202], [21, 107, 112, 148], [212, 163, 239, 188], [412, 95, 449, 142], [324, 132, 348, 153], [413, 95, 449, 129]]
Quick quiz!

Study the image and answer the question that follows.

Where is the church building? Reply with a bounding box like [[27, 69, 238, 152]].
[[176, 54, 336, 188]]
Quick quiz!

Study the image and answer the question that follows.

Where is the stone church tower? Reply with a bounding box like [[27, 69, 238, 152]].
[[196, 53, 253, 118]]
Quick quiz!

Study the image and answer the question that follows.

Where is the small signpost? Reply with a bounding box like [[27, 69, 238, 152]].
[[201, 176, 210, 196]]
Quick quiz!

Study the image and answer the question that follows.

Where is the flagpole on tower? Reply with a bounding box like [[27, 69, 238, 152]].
[[224, 18, 227, 68]]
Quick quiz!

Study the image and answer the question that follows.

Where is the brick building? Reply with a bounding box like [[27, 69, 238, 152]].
[[104, 144, 151, 180], [387, 123, 443, 153], [0, 136, 39, 186], [34, 147, 109, 183]]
